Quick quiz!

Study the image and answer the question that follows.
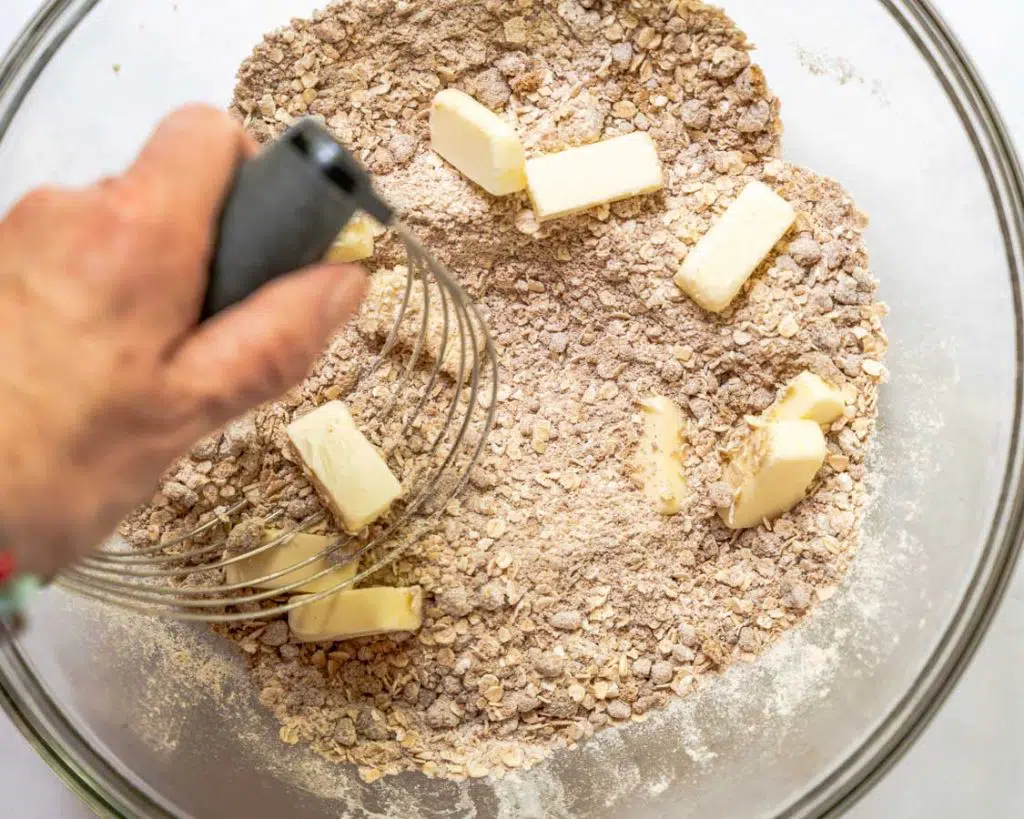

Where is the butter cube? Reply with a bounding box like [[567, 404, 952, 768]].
[[525, 132, 664, 221], [289, 586, 424, 643], [674, 181, 796, 312], [327, 214, 375, 263], [637, 396, 689, 515], [430, 89, 527, 196], [718, 420, 826, 529], [287, 402, 402, 534], [225, 530, 358, 594], [766, 371, 846, 426]]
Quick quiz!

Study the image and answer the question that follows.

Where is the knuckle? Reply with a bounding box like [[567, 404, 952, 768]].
[[247, 327, 319, 398], [193, 390, 238, 426], [172, 102, 225, 122], [83, 189, 151, 253], [255, 344, 311, 397], [15, 185, 68, 216], [166, 103, 241, 141], [159, 377, 230, 433], [193, 381, 260, 429], [95, 178, 203, 263], [99, 184, 146, 228], [175, 331, 320, 428]]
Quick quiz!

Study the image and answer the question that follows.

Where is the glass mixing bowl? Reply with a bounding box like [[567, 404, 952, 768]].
[[1, 1, 1023, 817]]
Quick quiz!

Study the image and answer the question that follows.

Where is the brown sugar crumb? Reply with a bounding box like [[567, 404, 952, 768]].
[[123, 0, 887, 783]]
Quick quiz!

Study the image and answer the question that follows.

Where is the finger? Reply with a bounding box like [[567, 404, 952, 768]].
[[117, 107, 260, 319], [166, 263, 369, 428], [126, 104, 253, 231]]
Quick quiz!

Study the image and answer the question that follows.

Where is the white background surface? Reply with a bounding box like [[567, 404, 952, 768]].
[[1, 1, 1023, 817]]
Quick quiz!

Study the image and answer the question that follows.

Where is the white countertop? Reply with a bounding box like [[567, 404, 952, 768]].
[[1, 0, 1022, 816]]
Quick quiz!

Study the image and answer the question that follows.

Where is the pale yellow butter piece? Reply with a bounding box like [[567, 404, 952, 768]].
[[525, 132, 664, 221], [637, 396, 689, 515], [719, 420, 826, 530], [327, 214, 375, 263], [674, 180, 796, 313], [289, 586, 424, 643], [225, 530, 358, 594], [430, 89, 527, 196], [766, 371, 846, 426], [287, 402, 402, 534]]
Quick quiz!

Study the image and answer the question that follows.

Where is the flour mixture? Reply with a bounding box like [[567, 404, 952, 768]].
[[123, 0, 887, 782]]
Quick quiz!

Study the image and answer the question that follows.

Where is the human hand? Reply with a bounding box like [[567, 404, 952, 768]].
[[0, 105, 368, 578]]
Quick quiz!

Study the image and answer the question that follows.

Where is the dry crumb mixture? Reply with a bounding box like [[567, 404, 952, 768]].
[[122, 0, 888, 783]]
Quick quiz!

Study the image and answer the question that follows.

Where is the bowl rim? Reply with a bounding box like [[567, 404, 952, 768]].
[[1, 1, 1023, 817]]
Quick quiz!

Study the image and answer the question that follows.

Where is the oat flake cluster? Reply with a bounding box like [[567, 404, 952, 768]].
[[122, 0, 888, 783]]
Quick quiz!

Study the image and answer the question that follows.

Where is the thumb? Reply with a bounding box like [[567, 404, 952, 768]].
[[167, 263, 368, 426]]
